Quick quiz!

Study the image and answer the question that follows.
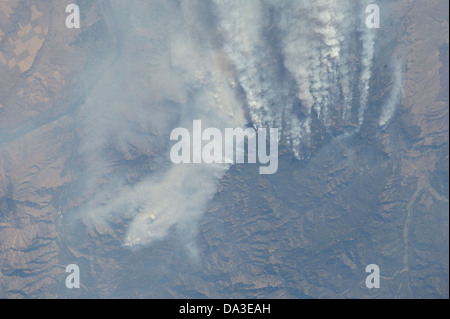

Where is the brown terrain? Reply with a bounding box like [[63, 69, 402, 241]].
[[0, 0, 448, 298]]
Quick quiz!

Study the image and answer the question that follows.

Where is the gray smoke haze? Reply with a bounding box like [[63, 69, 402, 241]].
[[379, 60, 403, 128], [72, 0, 389, 248], [74, 0, 245, 248]]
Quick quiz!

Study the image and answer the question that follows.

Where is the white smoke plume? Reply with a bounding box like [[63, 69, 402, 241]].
[[74, 0, 246, 248], [379, 61, 403, 128], [357, 18, 377, 130], [213, 0, 377, 159]]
